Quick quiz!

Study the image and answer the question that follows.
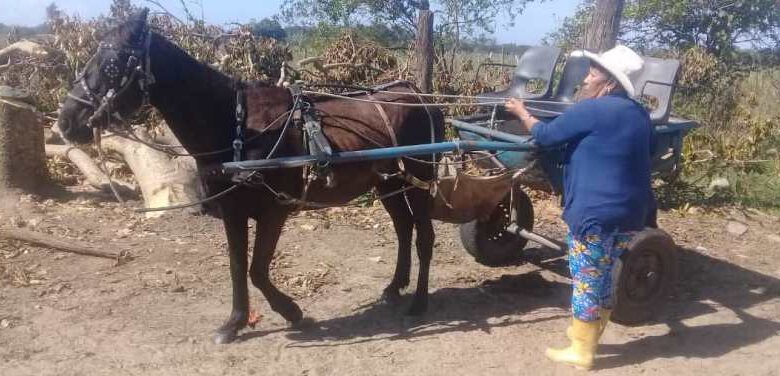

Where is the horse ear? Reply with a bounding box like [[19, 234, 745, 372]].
[[128, 8, 149, 43], [135, 8, 149, 23]]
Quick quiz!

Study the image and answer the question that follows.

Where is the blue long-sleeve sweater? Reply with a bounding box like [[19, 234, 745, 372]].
[[531, 92, 654, 235]]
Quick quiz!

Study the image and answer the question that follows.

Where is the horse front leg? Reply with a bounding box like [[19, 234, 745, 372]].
[[377, 181, 414, 304], [214, 209, 250, 344], [406, 188, 434, 316], [248, 208, 304, 324]]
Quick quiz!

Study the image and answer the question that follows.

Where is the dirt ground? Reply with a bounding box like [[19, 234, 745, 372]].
[[1, 189, 780, 376]]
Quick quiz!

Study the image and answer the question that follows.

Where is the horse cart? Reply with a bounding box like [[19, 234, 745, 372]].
[[57, 12, 700, 341], [222, 46, 699, 325]]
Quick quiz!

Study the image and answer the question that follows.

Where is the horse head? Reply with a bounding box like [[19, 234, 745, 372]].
[[58, 9, 154, 144]]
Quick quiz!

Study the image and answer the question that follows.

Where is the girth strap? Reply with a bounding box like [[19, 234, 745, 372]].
[[366, 93, 431, 191]]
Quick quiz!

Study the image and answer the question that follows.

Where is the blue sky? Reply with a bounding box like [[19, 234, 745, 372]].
[[0, 0, 579, 44]]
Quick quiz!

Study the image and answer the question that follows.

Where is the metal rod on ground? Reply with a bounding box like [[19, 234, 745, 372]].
[[506, 223, 565, 252]]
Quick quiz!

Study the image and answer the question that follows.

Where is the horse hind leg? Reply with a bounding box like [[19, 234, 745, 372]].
[[248, 209, 304, 324], [405, 187, 434, 316], [214, 210, 250, 344], [377, 181, 414, 304]]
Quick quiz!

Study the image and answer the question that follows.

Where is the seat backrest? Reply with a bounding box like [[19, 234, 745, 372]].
[[506, 46, 561, 100], [552, 55, 590, 103], [633, 57, 681, 124]]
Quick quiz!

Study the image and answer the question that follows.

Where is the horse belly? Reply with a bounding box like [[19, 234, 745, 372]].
[[304, 162, 382, 205]]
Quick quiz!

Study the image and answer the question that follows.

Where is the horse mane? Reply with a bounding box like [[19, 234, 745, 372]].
[[148, 31, 286, 108], [149, 31, 238, 92]]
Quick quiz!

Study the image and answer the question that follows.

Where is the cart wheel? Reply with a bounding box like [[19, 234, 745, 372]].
[[459, 186, 534, 267], [611, 228, 678, 325]]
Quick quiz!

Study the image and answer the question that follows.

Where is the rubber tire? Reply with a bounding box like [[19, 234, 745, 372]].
[[459, 186, 534, 267], [611, 228, 679, 325]]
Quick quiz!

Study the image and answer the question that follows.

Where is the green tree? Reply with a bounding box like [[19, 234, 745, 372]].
[[249, 18, 287, 40], [623, 0, 779, 58], [280, 0, 534, 38], [547, 0, 780, 59]]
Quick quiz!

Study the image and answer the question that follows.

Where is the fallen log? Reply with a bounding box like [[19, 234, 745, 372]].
[[44, 143, 137, 197], [100, 131, 204, 217], [0, 227, 127, 261], [0, 40, 50, 61]]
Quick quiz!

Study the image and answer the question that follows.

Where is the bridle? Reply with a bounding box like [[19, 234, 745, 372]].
[[63, 26, 295, 160], [65, 27, 156, 203], [67, 27, 156, 131]]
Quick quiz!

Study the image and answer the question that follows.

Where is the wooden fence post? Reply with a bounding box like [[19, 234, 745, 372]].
[[415, 8, 434, 94]]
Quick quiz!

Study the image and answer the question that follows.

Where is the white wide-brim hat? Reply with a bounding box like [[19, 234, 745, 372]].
[[571, 45, 644, 97]]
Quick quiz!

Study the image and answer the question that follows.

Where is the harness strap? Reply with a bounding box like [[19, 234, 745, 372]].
[[365, 93, 397, 147], [233, 82, 246, 162], [366, 92, 433, 191]]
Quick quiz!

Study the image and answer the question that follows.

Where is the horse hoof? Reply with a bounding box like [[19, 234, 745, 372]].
[[282, 304, 304, 324], [381, 289, 402, 305], [289, 316, 316, 329], [213, 330, 238, 345]]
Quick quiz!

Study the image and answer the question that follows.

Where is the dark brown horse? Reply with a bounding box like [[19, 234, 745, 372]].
[[57, 10, 444, 344]]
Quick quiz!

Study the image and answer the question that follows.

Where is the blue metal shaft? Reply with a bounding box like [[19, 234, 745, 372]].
[[449, 119, 531, 144], [222, 140, 536, 172]]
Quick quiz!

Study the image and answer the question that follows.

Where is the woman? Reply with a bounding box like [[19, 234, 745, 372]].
[[505, 45, 655, 370]]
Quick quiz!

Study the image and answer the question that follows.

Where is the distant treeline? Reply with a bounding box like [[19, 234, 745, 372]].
[[0, 19, 528, 54], [0, 23, 49, 47]]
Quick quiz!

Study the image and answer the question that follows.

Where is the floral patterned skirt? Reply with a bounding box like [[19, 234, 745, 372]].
[[567, 228, 634, 321]]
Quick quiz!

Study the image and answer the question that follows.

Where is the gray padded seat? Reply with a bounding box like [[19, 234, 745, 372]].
[[526, 55, 589, 117], [527, 54, 681, 123], [633, 57, 681, 124], [553, 54, 590, 103], [477, 46, 561, 103]]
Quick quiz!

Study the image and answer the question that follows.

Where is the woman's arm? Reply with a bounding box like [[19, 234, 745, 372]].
[[504, 98, 596, 146]]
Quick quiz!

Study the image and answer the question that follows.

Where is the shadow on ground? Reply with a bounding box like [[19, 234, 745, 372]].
[[246, 245, 780, 366], [597, 247, 780, 369], [241, 271, 570, 346]]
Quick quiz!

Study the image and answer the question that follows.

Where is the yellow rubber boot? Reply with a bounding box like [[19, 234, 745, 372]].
[[546, 318, 602, 370], [567, 309, 611, 339]]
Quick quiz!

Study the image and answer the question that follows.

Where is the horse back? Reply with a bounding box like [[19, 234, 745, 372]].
[[242, 81, 444, 153]]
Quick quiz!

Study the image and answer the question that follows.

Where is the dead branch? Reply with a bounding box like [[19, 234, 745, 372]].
[[276, 62, 287, 87], [298, 57, 385, 75], [322, 62, 385, 73], [177, 0, 202, 24], [0, 227, 127, 261], [143, 0, 187, 25], [298, 56, 324, 66]]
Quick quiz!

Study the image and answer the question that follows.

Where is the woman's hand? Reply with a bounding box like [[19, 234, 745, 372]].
[[505, 97, 538, 131], [504, 98, 529, 119]]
